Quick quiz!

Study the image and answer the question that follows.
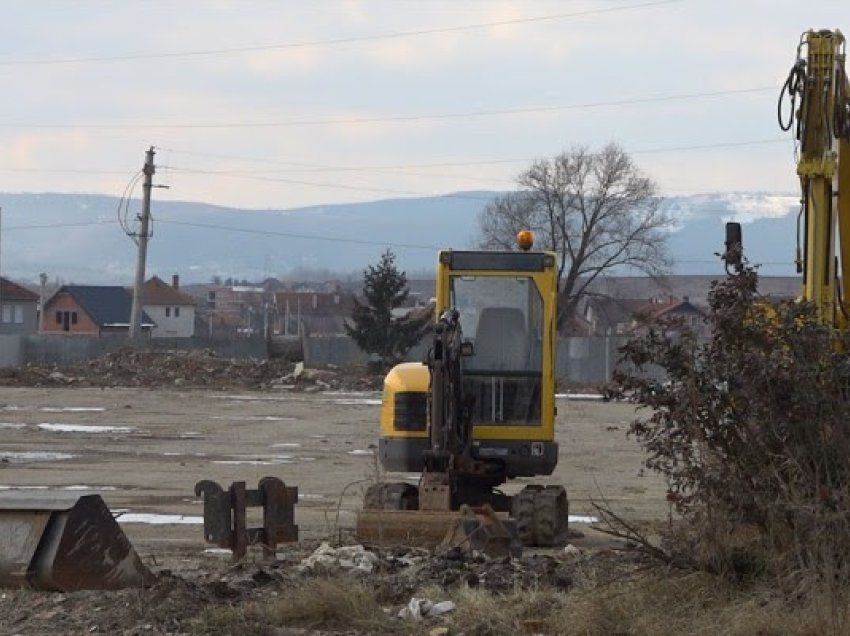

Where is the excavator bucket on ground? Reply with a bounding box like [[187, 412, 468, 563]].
[[0, 493, 155, 591], [356, 505, 521, 557]]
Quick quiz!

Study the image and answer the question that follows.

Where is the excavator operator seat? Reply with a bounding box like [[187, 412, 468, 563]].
[[470, 307, 529, 372]]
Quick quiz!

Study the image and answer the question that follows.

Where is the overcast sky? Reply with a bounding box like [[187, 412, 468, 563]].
[[0, 0, 847, 210]]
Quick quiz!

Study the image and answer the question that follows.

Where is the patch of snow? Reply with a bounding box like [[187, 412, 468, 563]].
[[117, 513, 203, 525], [332, 398, 382, 406], [298, 493, 325, 500], [37, 423, 135, 433], [40, 407, 106, 412], [555, 393, 603, 401], [347, 449, 374, 456], [0, 423, 26, 429], [213, 454, 295, 466], [568, 515, 599, 524], [0, 451, 74, 463], [271, 443, 301, 448], [179, 432, 202, 438], [212, 415, 295, 422], [63, 485, 117, 491], [0, 485, 49, 490]]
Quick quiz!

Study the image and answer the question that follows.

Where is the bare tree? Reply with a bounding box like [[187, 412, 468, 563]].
[[478, 143, 672, 326]]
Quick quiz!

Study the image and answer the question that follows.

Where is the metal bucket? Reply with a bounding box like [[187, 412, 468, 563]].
[[0, 493, 155, 591]]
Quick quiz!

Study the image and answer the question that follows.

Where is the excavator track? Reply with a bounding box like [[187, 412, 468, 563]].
[[512, 485, 569, 547]]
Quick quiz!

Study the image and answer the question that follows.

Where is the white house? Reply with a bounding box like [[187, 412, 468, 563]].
[[142, 275, 196, 338]]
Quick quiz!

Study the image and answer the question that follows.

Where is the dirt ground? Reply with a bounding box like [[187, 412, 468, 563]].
[[0, 386, 669, 634]]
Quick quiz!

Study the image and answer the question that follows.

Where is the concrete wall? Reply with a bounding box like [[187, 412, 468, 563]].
[[146, 305, 195, 338], [0, 335, 267, 367], [301, 334, 631, 384]]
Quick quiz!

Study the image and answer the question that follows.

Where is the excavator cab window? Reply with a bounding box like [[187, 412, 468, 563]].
[[450, 275, 543, 426]]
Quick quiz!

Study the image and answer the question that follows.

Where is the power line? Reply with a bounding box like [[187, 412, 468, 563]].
[[163, 166, 497, 200], [0, 86, 771, 131], [164, 137, 789, 174], [4, 220, 116, 231], [0, 0, 682, 67], [155, 218, 440, 250]]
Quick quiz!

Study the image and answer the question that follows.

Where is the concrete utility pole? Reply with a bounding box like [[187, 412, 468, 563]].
[[129, 147, 155, 339]]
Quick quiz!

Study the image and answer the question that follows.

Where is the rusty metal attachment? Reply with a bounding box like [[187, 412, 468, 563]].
[[356, 502, 521, 557], [0, 493, 155, 591], [195, 476, 298, 560]]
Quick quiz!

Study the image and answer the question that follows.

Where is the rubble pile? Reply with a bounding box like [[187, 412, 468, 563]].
[[0, 349, 383, 391]]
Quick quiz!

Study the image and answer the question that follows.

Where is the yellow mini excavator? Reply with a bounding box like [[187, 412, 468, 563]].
[[357, 232, 569, 551]]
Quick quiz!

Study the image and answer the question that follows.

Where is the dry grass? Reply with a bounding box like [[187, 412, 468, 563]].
[[193, 578, 394, 635], [192, 567, 850, 636]]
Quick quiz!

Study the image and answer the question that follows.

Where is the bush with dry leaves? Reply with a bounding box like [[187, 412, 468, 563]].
[[615, 266, 850, 584]]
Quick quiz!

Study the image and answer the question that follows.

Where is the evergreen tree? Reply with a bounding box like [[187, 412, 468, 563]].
[[346, 250, 430, 368]]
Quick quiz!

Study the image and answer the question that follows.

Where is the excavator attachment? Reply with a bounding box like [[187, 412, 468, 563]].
[[356, 504, 521, 557], [0, 493, 155, 591]]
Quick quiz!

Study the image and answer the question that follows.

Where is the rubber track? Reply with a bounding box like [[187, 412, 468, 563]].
[[512, 488, 538, 546], [533, 486, 568, 547]]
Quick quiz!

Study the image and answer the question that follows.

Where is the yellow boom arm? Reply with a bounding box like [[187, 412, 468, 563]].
[[781, 29, 850, 326]]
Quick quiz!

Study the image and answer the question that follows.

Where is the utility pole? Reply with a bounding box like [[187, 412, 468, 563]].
[[129, 147, 155, 339]]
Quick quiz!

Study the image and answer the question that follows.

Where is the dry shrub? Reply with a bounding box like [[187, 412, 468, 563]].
[[614, 266, 850, 592]]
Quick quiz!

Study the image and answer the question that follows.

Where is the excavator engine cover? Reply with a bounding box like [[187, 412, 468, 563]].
[[0, 492, 155, 591]]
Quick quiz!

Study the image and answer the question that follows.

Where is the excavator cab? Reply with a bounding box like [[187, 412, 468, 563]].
[[360, 245, 567, 550], [377, 249, 558, 479]]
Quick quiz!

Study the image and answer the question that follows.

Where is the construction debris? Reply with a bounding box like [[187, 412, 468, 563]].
[[298, 542, 380, 575], [0, 350, 382, 391], [398, 597, 455, 621]]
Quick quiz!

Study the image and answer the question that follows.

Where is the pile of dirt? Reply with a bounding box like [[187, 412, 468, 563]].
[[0, 350, 383, 391]]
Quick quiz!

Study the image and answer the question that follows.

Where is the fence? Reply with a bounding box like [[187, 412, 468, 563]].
[[0, 332, 646, 385], [0, 334, 266, 367]]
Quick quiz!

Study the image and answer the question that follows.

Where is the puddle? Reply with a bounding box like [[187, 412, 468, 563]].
[[568, 515, 599, 524], [116, 512, 203, 525], [40, 407, 106, 413], [0, 423, 26, 429], [0, 451, 75, 463], [298, 493, 325, 500], [38, 423, 135, 433], [347, 449, 374, 456]]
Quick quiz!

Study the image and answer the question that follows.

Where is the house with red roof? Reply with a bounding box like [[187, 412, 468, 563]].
[[42, 285, 155, 336]]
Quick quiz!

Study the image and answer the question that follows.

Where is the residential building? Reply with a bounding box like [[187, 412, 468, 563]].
[[142, 275, 196, 338], [272, 290, 356, 335], [41, 285, 154, 336], [0, 277, 39, 335], [582, 295, 710, 337]]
